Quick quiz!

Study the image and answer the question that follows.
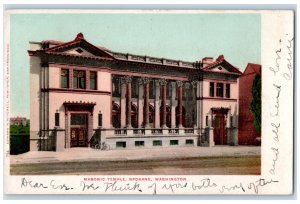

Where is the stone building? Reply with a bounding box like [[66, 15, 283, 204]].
[[28, 33, 241, 151], [10, 117, 27, 126]]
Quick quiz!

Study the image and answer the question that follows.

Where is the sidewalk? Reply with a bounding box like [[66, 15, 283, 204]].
[[10, 146, 260, 165]]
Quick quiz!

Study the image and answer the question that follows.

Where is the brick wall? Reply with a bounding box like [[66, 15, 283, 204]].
[[238, 66, 261, 145]]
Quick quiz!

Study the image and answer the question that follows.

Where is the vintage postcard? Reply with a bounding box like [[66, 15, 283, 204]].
[[3, 9, 294, 195]]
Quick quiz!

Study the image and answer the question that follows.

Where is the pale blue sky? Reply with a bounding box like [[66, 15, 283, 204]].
[[10, 13, 261, 118]]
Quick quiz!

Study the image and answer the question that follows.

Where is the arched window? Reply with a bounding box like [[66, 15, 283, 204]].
[[112, 102, 120, 128]]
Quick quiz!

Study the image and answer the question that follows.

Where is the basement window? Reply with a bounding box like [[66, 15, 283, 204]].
[[116, 141, 126, 148], [153, 140, 162, 146], [185, 139, 194, 145], [135, 141, 145, 147], [170, 140, 179, 145]]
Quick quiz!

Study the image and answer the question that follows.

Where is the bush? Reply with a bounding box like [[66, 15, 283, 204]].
[[10, 134, 30, 155], [250, 75, 261, 133], [10, 125, 30, 155]]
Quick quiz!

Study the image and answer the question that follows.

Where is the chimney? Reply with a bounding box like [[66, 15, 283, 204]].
[[202, 57, 214, 68]]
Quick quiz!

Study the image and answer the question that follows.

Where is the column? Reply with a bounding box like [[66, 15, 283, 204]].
[[208, 111, 215, 147], [138, 78, 144, 128], [65, 112, 70, 148], [125, 76, 132, 128], [191, 81, 198, 128], [176, 80, 183, 128], [120, 77, 127, 128], [155, 80, 161, 128], [171, 82, 176, 128], [143, 77, 150, 128], [160, 79, 167, 128], [86, 71, 90, 89]]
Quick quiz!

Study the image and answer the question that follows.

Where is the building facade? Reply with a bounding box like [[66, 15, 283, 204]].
[[238, 63, 261, 145], [28, 33, 241, 151]]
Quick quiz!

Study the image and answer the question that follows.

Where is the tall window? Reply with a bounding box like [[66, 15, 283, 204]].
[[90, 71, 97, 90], [112, 103, 120, 128], [149, 80, 155, 99], [73, 70, 86, 89], [216, 83, 224, 97], [112, 77, 121, 97], [226, 83, 230, 98], [209, 82, 214, 97], [61, 69, 69, 88], [131, 78, 139, 98], [166, 82, 172, 99]]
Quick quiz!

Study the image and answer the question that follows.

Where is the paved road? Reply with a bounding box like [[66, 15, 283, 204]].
[[10, 154, 260, 175]]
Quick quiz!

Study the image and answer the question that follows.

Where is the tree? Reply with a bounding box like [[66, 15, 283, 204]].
[[250, 74, 261, 133]]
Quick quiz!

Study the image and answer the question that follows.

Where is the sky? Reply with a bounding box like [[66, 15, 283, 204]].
[[9, 12, 261, 118]]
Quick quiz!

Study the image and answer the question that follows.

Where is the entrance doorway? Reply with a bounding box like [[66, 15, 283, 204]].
[[70, 114, 88, 147], [212, 108, 228, 145]]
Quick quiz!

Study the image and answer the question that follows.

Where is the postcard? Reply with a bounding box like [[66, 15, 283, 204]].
[[4, 9, 294, 195]]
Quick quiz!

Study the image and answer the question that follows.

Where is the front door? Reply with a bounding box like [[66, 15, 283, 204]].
[[71, 128, 88, 147], [70, 114, 88, 147], [213, 113, 227, 145]]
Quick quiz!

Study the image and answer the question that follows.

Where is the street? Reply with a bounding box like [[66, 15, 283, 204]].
[[10, 155, 260, 175]]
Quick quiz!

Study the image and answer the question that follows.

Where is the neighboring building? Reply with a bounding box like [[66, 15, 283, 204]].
[[10, 117, 27, 126], [28, 33, 242, 151], [238, 63, 261, 145]]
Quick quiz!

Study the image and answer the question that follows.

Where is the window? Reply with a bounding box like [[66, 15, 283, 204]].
[[61, 69, 69, 88], [170, 140, 179, 145], [226, 84, 230, 98], [73, 70, 86, 89], [112, 77, 121, 97], [90, 71, 97, 90], [71, 114, 87, 125], [186, 139, 194, 145], [135, 141, 144, 147], [149, 80, 155, 99], [166, 82, 172, 99], [112, 103, 120, 128], [116, 141, 126, 148], [153, 140, 162, 146], [209, 82, 214, 97], [131, 78, 139, 98], [206, 116, 208, 126], [216, 83, 224, 97]]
